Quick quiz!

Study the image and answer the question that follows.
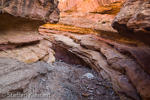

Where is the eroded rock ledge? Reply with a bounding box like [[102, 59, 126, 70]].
[[57, 0, 125, 35], [0, 13, 55, 63], [112, 0, 150, 45], [0, 0, 59, 23], [38, 24, 150, 100]]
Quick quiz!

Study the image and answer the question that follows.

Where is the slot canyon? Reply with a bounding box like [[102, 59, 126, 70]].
[[0, 0, 150, 100]]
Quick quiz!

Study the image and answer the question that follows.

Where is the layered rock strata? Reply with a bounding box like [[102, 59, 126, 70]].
[[58, 0, 125, 33], [112, 0, 150, 45], [0, 0, 59, 23], [0, 0, 150, 100], [0, 13, 55, 63], [58, 0, 125, 14], [39, 24, 150, 100]]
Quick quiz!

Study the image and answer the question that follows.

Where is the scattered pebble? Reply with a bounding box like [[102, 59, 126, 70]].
[[82, 73, 94, 79], [82, 93, 90, 97]]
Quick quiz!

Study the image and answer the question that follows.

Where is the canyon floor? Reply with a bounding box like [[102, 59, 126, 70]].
[[0, 58, 119, 100]]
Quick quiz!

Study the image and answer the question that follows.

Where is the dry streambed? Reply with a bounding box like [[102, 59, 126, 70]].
[[0, 58, 119, 100]]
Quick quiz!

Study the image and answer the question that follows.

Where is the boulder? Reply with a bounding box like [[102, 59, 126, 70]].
[[0, 57, 49, 97]]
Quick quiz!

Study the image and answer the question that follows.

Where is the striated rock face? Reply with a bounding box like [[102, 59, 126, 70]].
[[0, 39, 55, 63], [112, 0, 150, 45], [0, 13, 55, 64], [0, 0, 59, 23], [39, 24, 150, 100], [58, 0, 124, 14], [59, 12, 117, 33], [58, 0, 125, 33]]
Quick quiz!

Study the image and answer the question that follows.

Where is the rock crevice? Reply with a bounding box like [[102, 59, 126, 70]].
[[38, 24, 150, 100]]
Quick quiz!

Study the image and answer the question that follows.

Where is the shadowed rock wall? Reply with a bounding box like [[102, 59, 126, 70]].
[[112, 0, 150, 45], [0, 0, 59, 23]]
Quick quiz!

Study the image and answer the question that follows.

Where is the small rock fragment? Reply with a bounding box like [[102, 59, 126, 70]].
[[82, 93, 90, 97], [82, 73, 94, 79]]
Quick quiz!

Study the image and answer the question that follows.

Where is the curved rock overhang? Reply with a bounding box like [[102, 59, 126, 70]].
[[0, 13, 45, 51], [0, 0, 59, 50], [0, 13, 45, 31], [112, 0, 150, 46], [0, 0, 60, 23]]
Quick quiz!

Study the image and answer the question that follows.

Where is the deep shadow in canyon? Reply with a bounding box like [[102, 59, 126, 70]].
[[0, 13, 45, 31]]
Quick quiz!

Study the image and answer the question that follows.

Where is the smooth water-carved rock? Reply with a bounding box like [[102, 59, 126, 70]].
[[0, 13, 44, 50], [0, 0, 149, 100]]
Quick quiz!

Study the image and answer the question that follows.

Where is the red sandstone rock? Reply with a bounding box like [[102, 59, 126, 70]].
[[46, 33, 141, 100], [58, 0, 124, 14], [59, 12, 117, 33], [39, 24, 150, 100], [0, 13, 45, 51], [58, 0, 125, 32], [112, 0, 150, 45], [0, 0, 149, 100], [0, 0, 59, 23]]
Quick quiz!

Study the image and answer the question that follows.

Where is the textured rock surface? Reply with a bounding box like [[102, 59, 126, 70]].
[[0, 31, 44, 51], [39, 24, 150, 100], [59, 12, 117, 32], [0, 13, 55, 63], [58, 0, 124, 14], [0, 0, 59, 23], [0, 57, 48, 96], [58, 0, 125, 32], [39, 23, 95, 34], [0, 13, 44, 50], [112, 0, 150, 45], [0, 39, 55, 63], [0, 58, 120, 100], [0, 18, 55, 64], [0, 0, 150, 100]]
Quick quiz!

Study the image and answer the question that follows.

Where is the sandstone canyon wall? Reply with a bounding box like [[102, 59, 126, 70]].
[[112, 0, 150, 45], [58, 0, 124, 14], [0, 0, 150, 100], [58, 0, 125, 33], [0, 0, 57, 63], [39, 0, 150, 100], [0, 0, 59, 23]]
